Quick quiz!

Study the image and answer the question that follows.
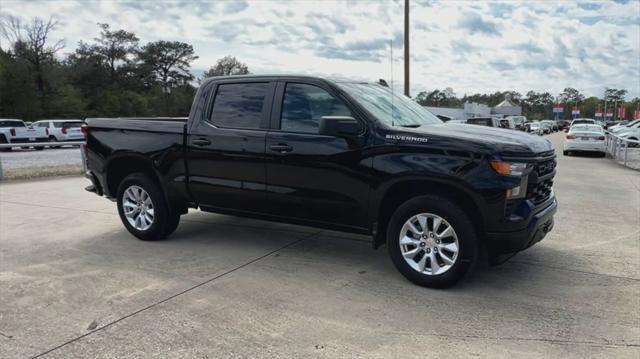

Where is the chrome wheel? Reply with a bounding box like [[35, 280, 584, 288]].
[[399, 213, 459, 275], [122, 185, 154, 231]]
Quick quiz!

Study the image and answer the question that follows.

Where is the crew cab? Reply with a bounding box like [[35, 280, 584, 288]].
[[0, 119, 48, 151], [82, 75, 558, 288]]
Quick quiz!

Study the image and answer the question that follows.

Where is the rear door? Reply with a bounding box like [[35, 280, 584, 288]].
[[187, 80, 275, 213], [264, 80, 370, 228]]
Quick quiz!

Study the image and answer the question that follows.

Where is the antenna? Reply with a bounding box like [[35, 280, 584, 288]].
[[390, 38, 395, 127]]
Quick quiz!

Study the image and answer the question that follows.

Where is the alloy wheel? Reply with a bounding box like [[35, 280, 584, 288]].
[[122, 185, 154, 231], [399, 213, 459, 275]]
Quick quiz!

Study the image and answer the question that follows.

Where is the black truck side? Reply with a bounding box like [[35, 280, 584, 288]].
[[83, 75, 557, 288]]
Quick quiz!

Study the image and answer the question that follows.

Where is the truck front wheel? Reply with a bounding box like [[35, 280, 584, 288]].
[[387, 195, 478, 288], [116, 173, 180, 241]]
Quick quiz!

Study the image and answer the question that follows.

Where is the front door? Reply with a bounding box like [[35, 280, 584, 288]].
[[265, 81, 371, 228], [187, 81, 275, 213]]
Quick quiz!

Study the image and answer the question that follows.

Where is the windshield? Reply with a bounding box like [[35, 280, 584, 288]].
[[337, 82, 442, 127], [0, 120, 25, 127], [571, 125, 603, 133], [63, 122, 82, 129]]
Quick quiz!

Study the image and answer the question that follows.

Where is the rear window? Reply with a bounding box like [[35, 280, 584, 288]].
[[571, 125, 602, 133], [63, 122, 82, 129], [467, 118, 492, 126], [0, 120, 25, 127], [209, 83, 268, 129]]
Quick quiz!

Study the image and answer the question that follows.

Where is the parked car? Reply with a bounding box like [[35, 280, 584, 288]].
[[466, 117, 514, 129], [506, 115, 527, 131], [32, 119, 84, 145], [540, 121, 553, 134], [527, 122, 543, 135], [82, 75, 557, 288], [0, 119, 48, 151], [558, 120, 571, 131], [609, 119, 640, 134], [563, 124, 606, 156], [570, 118, 596, 126], [615, 125, 640, 147]]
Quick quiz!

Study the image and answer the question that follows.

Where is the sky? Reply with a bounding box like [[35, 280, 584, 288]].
[[1, 0, 639, 98]]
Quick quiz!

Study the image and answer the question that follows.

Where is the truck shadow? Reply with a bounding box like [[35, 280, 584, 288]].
[[80, 212, 596, 295]]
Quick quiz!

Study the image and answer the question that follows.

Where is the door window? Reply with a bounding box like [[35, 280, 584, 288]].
[[280, 83, 351, 134], [209, 82, 268, 129]]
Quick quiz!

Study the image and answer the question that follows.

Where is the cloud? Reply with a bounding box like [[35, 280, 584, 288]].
[[457, 12, 500, 36], [0, 0, 638, 98]]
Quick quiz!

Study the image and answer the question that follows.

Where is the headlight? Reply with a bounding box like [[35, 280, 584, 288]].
[[490, 161, 529, 176]]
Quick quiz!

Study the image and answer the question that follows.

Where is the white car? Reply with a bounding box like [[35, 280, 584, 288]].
[[528, 122, 543, 135], [616, 127, 640, 146], [570, 118, 596, 126], [563, 124, 606, 156], [32, 119, 84, 144], [0, 119, 49, 151], [609, 119, 640, 134]]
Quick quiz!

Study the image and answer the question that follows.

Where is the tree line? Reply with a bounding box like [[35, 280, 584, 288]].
[[0, 17, 250, 121], [415, 87, 639, 121]]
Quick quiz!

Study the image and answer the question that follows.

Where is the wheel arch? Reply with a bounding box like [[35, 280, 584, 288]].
[[104, 153, 164, 199], [372, 178, 485, 249]]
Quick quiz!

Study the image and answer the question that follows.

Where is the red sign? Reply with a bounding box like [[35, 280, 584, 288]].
[[618, 107, 626, 119]]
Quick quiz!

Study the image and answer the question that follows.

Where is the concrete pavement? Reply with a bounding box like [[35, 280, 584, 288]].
[[0, 132, 638, 358]]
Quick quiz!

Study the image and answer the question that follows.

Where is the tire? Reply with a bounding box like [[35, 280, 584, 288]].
[[386, 195, 478, 288], [48, 136, 60, 149], [563, 150, 568, 156], [0, 135, 11, 152], [34, 146, 45, 151], [164, 211, 182, 236], [116, 172, 177, 241]]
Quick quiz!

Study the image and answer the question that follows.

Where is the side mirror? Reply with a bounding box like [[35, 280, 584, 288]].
[[319, 116, 362, 137]]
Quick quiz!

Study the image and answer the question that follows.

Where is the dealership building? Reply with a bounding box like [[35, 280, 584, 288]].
[[425, 94, 522, 121]]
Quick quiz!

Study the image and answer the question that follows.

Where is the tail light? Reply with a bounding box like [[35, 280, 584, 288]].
[[80, 124, 89, 161], [566, 134, 575, 139], [80, 124, 89, 139], [10, 128, 16, 136], [61, 127, 67, 134], [597, 136, 605, 140]]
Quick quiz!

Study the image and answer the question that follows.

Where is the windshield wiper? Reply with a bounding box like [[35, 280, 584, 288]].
[[399, 124, 421, 128]]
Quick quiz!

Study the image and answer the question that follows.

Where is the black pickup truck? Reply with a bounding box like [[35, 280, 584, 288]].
[[83, 75, 557, 288]]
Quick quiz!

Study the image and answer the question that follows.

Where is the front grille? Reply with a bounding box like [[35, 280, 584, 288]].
[[527, 158, 556, 205], [535, 159, 556, 177]]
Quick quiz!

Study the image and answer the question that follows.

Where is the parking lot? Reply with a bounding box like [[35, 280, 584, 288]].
[[0, 132, 638, 358]]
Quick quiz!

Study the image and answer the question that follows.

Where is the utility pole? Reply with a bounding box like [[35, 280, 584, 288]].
[[404, 0, 410, 97]]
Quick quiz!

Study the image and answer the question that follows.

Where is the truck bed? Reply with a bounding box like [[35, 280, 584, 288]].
[[85, 117, 188, 134]]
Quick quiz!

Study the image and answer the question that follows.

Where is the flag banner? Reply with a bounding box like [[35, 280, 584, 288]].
[[617, 107, 626, 119], [553, 104, 563, 113]]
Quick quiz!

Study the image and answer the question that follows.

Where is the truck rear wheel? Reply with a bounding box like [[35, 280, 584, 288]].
[[116, 173, 180, 241], [387, 195, 478, 288]]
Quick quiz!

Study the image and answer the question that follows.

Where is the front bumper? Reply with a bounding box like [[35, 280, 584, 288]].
[[485, 196, 557, 263], [9, 137, 49, 144]]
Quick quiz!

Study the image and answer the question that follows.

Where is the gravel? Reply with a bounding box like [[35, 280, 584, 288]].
[[0, 146, 83, 179]]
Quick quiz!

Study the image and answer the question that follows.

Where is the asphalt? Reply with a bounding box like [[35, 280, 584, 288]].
[[0, 132, 638, 358]]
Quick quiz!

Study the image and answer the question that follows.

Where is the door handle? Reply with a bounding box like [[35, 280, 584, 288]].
[[269, 143, 293, 153], [191, 138, 212, 146]]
